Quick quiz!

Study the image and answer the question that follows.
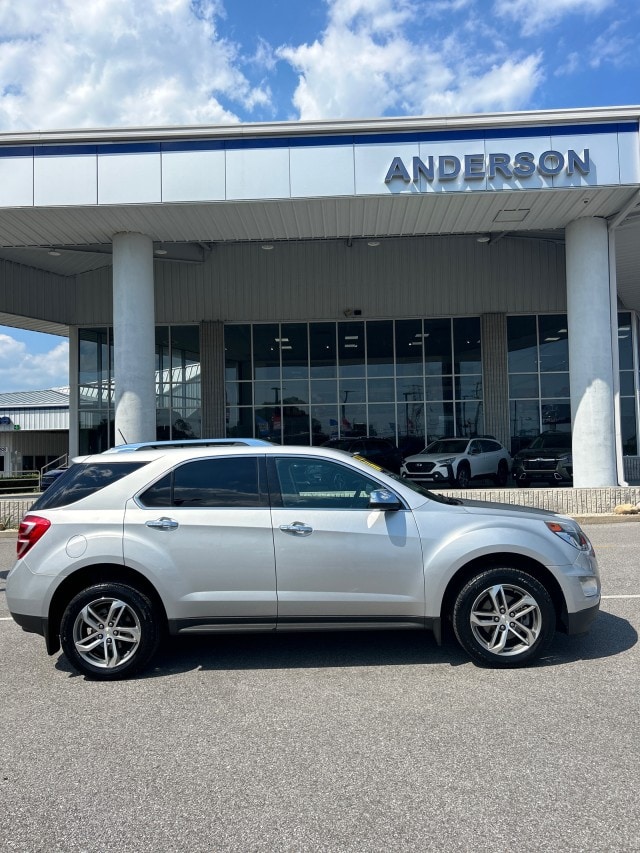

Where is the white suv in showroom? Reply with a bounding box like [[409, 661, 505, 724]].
[[7, 445, 599, 679], [401, 437, 512, 487]]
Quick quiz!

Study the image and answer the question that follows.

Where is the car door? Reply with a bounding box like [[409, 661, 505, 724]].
[[123, 455, 277, 628], [268, 455, 425, 627]]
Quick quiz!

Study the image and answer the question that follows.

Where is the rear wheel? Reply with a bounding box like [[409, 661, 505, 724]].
[[453, 567, 555, 667], [455, 462, 471, 488], [60, 582, 162, 680]]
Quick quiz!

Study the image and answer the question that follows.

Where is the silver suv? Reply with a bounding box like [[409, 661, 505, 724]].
[[7, 445, 600, 679]]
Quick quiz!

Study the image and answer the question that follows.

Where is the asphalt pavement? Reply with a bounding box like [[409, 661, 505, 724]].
[[1, 526, 639, 852]]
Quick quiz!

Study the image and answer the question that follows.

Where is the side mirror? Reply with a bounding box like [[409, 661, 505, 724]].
[[368, 489, 403, 511]]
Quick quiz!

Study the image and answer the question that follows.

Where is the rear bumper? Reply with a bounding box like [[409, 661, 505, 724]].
[[10, 611, 45, 636]]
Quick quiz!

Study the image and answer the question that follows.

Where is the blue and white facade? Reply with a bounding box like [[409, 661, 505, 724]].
[[0, 106, 639, 485]]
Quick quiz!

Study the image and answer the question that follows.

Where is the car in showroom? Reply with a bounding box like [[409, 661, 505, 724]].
[[512, 431, 573, 487], [7, 444, 599, 679], [320, 436, 404, 473], [401, 437, 512, 487]]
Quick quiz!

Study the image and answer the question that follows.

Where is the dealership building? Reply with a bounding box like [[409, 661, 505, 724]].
[[0, 105, 639, 487]]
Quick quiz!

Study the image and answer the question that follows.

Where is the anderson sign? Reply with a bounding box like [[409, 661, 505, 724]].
[[385, 149, 590, 184]]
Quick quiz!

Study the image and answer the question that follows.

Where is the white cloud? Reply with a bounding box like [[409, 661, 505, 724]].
[[0, 334, 68, 392], [277, 0, 543, 120], [493, 0, 614, 36], [0, 0, 271, 131]]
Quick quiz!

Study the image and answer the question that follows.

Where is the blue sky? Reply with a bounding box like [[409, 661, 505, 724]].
[[0, 0, 639, 392]]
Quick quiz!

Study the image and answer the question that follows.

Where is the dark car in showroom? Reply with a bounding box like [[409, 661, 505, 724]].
[[321, 437, 404, 473], [512, 431, 573, 486]]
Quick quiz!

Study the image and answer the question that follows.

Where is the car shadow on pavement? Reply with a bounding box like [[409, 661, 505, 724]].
[[54, 610, 636, 679]]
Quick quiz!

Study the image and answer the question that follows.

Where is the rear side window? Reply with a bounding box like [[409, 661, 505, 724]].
[[31, 462, 149, 510], [138, 457, 266, 508]]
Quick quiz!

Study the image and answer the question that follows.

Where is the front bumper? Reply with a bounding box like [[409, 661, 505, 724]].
[[563, 601, 600, 635]]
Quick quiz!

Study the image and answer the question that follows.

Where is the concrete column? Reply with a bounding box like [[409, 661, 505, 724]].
[[112, 233, 156, 445], [566, 217, 617, 486]]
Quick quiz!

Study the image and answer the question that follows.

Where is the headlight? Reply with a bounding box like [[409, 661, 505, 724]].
[[545, 520, 592, 552], [437, 457, 456, 464]]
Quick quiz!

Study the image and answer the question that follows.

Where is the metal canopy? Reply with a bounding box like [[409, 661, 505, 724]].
[[0, 185, 639, 311]]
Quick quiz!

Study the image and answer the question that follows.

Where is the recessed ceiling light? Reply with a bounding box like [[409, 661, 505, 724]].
[[154, 245, 168, 255], [48, 248, 61, 257], [367, 240, 380, 247], [261, 244, 274, 251]]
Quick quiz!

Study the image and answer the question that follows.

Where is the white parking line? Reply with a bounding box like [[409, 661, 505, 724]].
[[601, 594, 640, 599]]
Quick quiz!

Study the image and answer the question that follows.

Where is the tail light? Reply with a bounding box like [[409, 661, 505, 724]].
[[17, 515, 51, 558]]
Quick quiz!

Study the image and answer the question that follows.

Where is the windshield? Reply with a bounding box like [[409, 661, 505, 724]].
[[527, 433, 571, 450], [384, 469, 462, 505], [422, 439, 469, 454]]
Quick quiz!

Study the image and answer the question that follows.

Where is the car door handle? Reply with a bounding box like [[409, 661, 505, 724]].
[[145, 517, 179, 531], [279, 522, 313, 536]]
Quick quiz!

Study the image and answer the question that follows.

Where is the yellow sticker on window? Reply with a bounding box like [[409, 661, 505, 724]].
[[352, 454, 383, 471]]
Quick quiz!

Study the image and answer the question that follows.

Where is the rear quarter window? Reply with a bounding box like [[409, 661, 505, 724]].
[[31, 462, 149, 510]]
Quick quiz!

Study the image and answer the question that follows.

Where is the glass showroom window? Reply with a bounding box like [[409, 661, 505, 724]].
[[79, 325, 200, 449], [507, 315, 570, 455], [155, 326, 201, 440], [619, 312, 637, 455], [224, 318, 483, 447], [508, 313, 638, 457], [78, 327, 113, 453]]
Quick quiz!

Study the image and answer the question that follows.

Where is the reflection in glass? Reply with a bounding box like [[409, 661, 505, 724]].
[[225, 324, 252, 381], [367, 377, 395, 403], [338, 378, 366, 404], [396, 377, 424, 401], [281, 323, 309, 379], [310, 380, 338, 404], [540, 373, 570, 398], [310, 405, 340, 443], [621, 397, 637, 455], [338, 321, 365, 377], [253, 324, 280, 381], [226, 407, 254, 437], [509, 374, 539, 399], [507, 316, 537, 373], [424, 319, 452, 376], [538, 315, 569, 372], [366, 320, 394, 377], [453, 317, 482, 375], [426, 401, 454, 438], [395, 319, 423, 376], [282, 380, 309, 405], [618, 312, 633, 371], [455, 400, 484, 437], [367, 403, 397, 439], [310, 323, 337, 378]]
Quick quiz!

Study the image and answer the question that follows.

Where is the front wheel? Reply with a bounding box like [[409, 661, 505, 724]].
[[60, 582, 162, 680], [453, 568, 555, 667]]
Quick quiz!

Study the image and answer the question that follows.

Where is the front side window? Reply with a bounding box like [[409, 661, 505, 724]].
[[268, 457, 387, 510], [139, 457, 264, 508]]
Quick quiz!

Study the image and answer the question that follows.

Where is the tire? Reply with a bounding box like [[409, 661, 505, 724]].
[[60, 582, 162, 680], [455, 462, 471, 488], [494, 459, 509, 486], [452, 567, 555, 667]]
